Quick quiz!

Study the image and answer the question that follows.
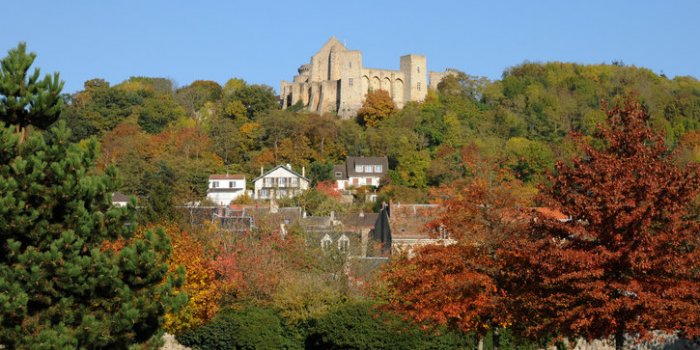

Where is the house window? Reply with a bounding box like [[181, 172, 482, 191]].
[[335, 171, 342, 177], [417, 82, 421, 91], [338, 235, 349, 252], [291, 177, 299, 187], [229, 181, 235, 188], [212, 181, 219, 188], [264, 178, 273, 187], [260, 189, 269, 198], [366, 178, 372, 185], [355, 165, 363, 173], [321, 234, 332, 250], [349, 78, 353, 86], [352, 178, 359, 185], [279, 189, 287, 197], [279, 177, 287, 187], [374, 165, 382, 172]]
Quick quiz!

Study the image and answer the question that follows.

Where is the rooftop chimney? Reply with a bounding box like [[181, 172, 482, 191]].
[[260, 166, 264, 176], [302, 166, 305, 177]]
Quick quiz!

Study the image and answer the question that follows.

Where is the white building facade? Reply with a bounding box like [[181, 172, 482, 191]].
[[207, 174, 246, 206], [253, 164, 310, 200]]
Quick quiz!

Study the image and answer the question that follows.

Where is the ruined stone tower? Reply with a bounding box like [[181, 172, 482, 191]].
[[280, 37, 448, 119]]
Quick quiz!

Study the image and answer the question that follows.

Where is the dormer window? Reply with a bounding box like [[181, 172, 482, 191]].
[[335, 171, 342, 177], [374, 165, 382, 172], [321, 234, 332, 250], [355, 165, 363, 173]]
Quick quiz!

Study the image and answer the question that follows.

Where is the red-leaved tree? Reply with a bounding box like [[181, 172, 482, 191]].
[[383, 145, 532, 347], [500, 97, 700, 349]]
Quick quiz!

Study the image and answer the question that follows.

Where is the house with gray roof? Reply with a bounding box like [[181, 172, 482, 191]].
[[334, 157, 388, 201]]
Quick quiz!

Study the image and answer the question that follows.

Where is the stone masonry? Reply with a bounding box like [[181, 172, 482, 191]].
[[280, 36, 451, 119]]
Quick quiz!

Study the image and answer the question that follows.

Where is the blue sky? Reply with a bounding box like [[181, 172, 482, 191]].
[[2, 1, 699, 94]]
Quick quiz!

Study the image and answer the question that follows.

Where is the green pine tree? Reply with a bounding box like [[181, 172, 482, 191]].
[[0, 43, 183, 349], [0, 43, 63, 140]]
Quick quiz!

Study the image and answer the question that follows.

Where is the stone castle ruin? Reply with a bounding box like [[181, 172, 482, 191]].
[[280, 36, 453, 118]]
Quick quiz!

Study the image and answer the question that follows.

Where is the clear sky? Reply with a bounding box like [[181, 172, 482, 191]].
[[2, 0, 699, 94]]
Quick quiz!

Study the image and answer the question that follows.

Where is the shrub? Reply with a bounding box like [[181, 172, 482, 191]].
[[177, 306, 294, 350], [305, 301, 474, 350]]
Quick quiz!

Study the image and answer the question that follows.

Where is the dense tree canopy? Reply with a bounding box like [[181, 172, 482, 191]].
[[500, 98, 700, 349]]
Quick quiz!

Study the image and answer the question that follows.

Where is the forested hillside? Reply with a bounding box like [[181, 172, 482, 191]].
[[4, 39, 700, 349], [58, 62, 700, 217]]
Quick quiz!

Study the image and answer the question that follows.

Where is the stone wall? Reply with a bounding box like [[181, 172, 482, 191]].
[[281, 37, 451, 119]]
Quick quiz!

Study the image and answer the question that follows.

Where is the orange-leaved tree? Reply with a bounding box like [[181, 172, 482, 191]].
[[356, 89, 395, 127], [383, 144, 532, 347], [162, 224, 222, 334], [500, 97, 700, 350]]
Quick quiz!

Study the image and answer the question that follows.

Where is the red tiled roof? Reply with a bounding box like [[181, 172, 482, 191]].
[[533, 207, 569, 221], [389, 203, 441, 239]]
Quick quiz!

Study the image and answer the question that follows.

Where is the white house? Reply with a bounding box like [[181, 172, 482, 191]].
[[112, 192, 131, 207], [253, 164, 310, 200], [334, 156, 389, 190], [207, 174, 246, 206]]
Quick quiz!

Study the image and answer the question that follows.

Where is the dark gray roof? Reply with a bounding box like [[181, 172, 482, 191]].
[[333, 164, 347, 180], [301, 216, 333, 232], [112, 192, 131, 202], [346, 156, 388, 177], [339, 212, 379, 229]]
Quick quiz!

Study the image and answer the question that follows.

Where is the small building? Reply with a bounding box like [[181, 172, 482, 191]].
[[253, 164, 310, 200], [372, 202, 454, 257], [340, 211, 380, 257], [207, 174, 246, 206], [112, 192, 131, 208], [334, 156, 388, 191]]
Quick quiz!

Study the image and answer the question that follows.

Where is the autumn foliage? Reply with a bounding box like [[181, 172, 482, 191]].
[[384, 149, 529, 338], [162, 225, 222, 334], [500, 97, 700, 347], [357, 89, 396, 127], [212, 231, 299, 301], [384, 244, 500, 336]]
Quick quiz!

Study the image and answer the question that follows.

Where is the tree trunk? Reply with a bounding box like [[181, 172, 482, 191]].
[[493, 328, 500, 350], [614, 328, 625, 350]]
